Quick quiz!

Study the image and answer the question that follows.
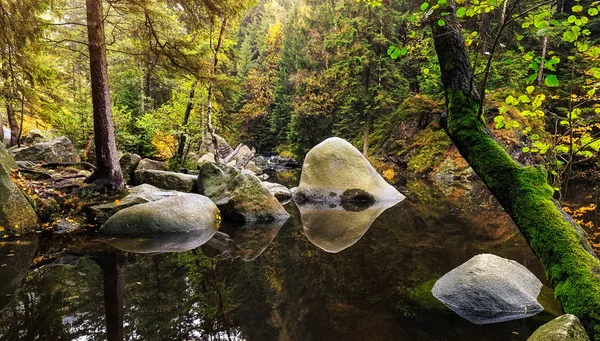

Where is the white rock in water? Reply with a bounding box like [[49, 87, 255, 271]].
[[432, 253, 544, 324], [2, 127, 10, 147], [294, 137, 405, 203]]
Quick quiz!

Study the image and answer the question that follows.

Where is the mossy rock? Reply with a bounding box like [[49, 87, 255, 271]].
[[527, 314, 590, 341], [197, 162, 289, 222], [0, 145, 38, 235]]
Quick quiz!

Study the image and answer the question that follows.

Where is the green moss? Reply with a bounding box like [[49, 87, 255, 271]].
[[445, 89, 600, 340], [406, 128, 452, 174]]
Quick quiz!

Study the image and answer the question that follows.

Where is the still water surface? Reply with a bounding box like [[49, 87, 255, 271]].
[[0, 174, 562, 341]]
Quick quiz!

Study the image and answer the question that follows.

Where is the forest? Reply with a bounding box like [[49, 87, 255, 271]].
[[0, 0, 600, 340]]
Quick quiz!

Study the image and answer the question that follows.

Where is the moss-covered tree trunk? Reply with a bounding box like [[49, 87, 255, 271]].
[[431, 2, 600, 339]]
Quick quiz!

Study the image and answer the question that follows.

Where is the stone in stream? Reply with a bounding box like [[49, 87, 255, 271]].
[[134, 169, 197, 192], [527, 314, 590, 341], [119, 153, 141, 184], [136, 158, 168, 171], [431, 253, 544, 324], [100, 192, 220, 235], [197, 161, 289, 222], [9, 136, 80, 163], [298, 200, 398, 253], [262, 181, 292, 202], [199, 133, 233, 159], [293, 137, 405, 203], [0, 145, 38, 235]]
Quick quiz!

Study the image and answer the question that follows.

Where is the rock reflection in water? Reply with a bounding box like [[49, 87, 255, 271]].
[[298, 200, 400, 253], [202, 218, 287, 261], [105, 229, 218, 254], [0, 235, 39, 312]]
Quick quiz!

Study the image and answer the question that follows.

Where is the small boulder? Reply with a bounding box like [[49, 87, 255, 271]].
[[231, 145, 254, 165], [244, 160, 263, 175], [22, 129, 54, 145], [432, 253, 544, 324], [119, 153, 141, 184], [197, 152, 216, 166], [136, 158, 168, 171], [293, 137, 404, 203], [2, 127, 10, 147], [134, 169, 197, 192], [197, 162, 289, 222], [262, 182, 292, 202], [10, 137, 80, 163], [200, 133, 233, 159], [100, 193, 220, 235], [527, 314, 590, 341], [87, 184, 178, 224]]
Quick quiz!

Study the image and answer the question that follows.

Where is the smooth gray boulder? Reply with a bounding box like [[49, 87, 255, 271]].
[[119, 153, 141, 184], [0, 145, 38, 235], [100, 193, 220, 235], [134, 169, 197, 192], [432, 253, 544, 324], [87, 184, 178, 224], [197, 161, 289, 222], [136, 158, 168, 171], [527, 314, 590, 341], [2, 127, 10, 147], [293, 137, 405, 203], [262, 182, 292, 202], [10, 136, 80, 163]]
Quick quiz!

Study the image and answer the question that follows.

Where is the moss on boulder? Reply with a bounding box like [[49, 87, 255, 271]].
[[527, 314, 590, 341], [0, 145, 38, 235]]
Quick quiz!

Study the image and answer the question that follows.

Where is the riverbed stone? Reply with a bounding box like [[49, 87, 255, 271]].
[[134, 169, 197, 192], [87, 184, 178, 224], [431, 253, 544, 324], [197, 161, 289, 222], [527, 314, 590, 341], [10, 136, 80, 163], [136, 158, 168, 171], [0, 145, 38, 235], [293, 137, 405, 203], [262, 182, 292, 202], [100, 193, 220, 235], [119, 153, 141, 184]]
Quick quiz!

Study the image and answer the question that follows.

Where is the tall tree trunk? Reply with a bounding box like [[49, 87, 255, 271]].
[[6, 102, 18, 147], [363, 114, 370, 157], [0, 110, 4, 143], [207, 16, 227, 164], [176, 87, 195, 161], [85, 0, 124, 191], [431, 2, 600, 338]]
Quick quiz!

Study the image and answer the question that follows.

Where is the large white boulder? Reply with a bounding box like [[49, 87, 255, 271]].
[[293, 137, 405, 203]]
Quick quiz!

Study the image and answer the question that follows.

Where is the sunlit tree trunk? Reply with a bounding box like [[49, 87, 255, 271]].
[[431, 1, 600, 338], [207, 16, 227, 164], [85, 0, 124, 190]]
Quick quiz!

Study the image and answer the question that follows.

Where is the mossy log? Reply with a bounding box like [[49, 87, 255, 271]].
[[431, 2, 600, 339]]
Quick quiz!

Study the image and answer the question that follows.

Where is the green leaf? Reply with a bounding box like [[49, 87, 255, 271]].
[[494, 115, 505, 122], [544, 74, 559, 87], [550, 19, 561, 26], [438, 19, 446, 26], [531, 134, 540, 140], [495, 122, 505, 129], [505, 95, 515, 104], [568, 15, 577, 23], [589, 8, 599, 16], [526, 86, 535, 94], [456, 7, 466, 17], [421, 2, 429, 11], [522, 147, 531, 152], [438, 0, 447, 5], [572, 5, 583, 13], [387, 46, 396, 55]]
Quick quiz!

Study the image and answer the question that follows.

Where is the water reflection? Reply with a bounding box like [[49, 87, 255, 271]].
[[105, 229, 218, 254], [298, 200, 400, 253], [0, 179, 566, 341], [0, 235, 39, 312]]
